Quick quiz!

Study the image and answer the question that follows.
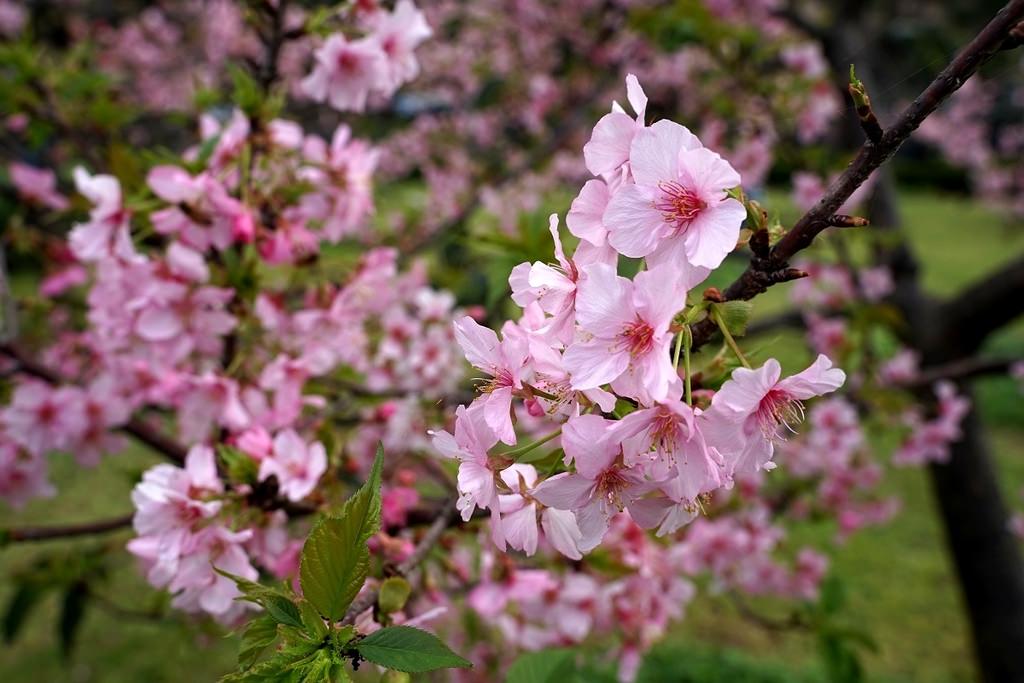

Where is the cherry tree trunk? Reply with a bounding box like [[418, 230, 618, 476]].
[[926, 393, 1024, 683]]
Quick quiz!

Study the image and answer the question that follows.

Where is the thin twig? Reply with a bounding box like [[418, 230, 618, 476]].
[[900, 356, 1022, 390]]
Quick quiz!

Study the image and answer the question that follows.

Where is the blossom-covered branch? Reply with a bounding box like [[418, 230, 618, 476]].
[[690, 0, 1024, 350], [0, 343, 188, 464]]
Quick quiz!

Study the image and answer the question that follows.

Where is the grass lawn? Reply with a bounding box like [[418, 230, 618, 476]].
[[1, 189, 1022, 682]]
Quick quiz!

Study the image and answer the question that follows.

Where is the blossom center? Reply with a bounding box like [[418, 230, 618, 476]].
[[595, 467, 629, 509], [337, 50, 361, 72], [617, 318, 655, 357], [482, 367, 515, 393], [655, 180, 706, 232], [649, 408, 681, 453], [756, 388, 805, 440]]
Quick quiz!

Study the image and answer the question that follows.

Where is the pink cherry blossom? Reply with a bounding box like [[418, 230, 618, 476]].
[[583, 73, 648, 179], [563, 263, 686, 404], [603, 119, 746, 271], [2, 381, 85, 456], [509, 214, 613, 346], [496, 463, 584, 560], [703, 355, 846, 475], [69, 167, 137, 263], [0, 435, 55, 508], [567, 178, 611, 247], [454, 315, 531, 445], [430, 404, 505, 548], [257, 429, 328, 502], [533, 414, 650, 552], [302, 34, 388, 113], [8, 162, 69, 210], [614, 398, 725, 499], [367, 0, 432, 92]]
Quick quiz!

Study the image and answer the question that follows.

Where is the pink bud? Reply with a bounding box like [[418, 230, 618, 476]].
[[232, 210, 255, 243]]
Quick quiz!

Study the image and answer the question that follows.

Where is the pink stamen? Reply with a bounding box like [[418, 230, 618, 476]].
[[654, 180, 706, 232], [617, 318, 655, 357], [756, 388, 806, 440], [595, 467, 629, 509]]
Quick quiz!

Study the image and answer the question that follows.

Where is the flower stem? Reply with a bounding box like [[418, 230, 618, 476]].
[[683, 325, 693, 406], [501, 427, 562, 461], [712, 308, 751, 369]]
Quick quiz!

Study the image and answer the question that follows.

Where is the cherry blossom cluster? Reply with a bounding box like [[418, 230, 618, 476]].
[[433, 75, 847, 564], [301, 0, 431, 112], [56, 0, 430, 116], [892, 381, 971, 467], [773, 397, 900, 541], [1, 101, 470, 622], [919, 77, 1024, 218]]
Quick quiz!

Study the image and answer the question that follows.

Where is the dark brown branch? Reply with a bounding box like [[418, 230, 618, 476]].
[[0, 343, 188, 464], [691, 0, 1024, 350], [3, 513, 133, 543], [902, 356, 1022, 390], [938, 254, 1024, 355], [340, 499, 459, 625]]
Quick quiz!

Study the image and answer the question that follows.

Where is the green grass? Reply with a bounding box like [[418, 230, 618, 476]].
[[1, 189, 1022, 682]]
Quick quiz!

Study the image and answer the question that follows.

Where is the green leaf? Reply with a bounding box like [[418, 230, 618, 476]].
[[221, 640, 323, 683], [57, 583, 88, 659], [299, 446, 384, 620], [711, 300, 754, 336], [263, 594, 304, 630], [3, 582, 46, 643], [377, 577, 412, 614], [506, 648, 576, 683], [299, 599, 329, 641], [355, 625, 472, 673], [221, 655, 296, 683], [332, 624, 356, 649], [239, 614, 280, 670]]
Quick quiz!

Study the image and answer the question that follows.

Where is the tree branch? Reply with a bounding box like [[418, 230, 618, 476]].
[[902, 356, 1022, 390], [3, 513, 133, 543], [340, 499, 459, 625], [938, 254, 1024, 354], [691, 0, 1024, 350], [0, 343, 188, 464]]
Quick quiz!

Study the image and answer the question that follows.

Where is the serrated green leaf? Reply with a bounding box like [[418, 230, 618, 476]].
[[506, 648, 576, 683], [296, 649, 337, 682], [299, 446, 384, 620], [221, 655, 295, 683], [239, 614, 279, 670], [299, 600, 329, 640], [355, 625, 472, 673], [263, 594, 304, 630], [377, 577, 412, 614]]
